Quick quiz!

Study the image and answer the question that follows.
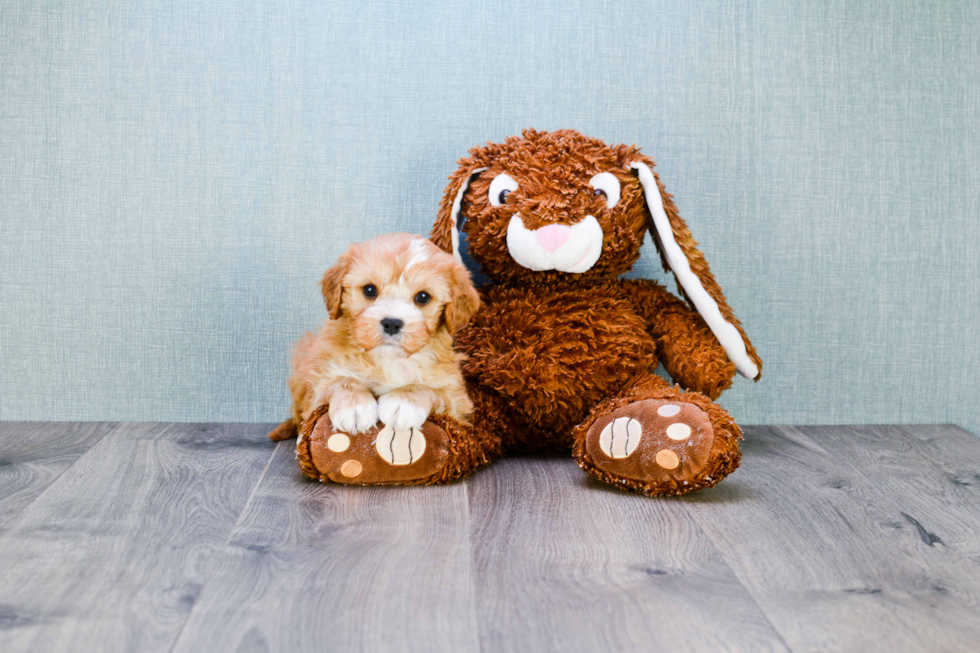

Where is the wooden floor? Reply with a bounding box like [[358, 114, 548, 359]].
[[2, 424, 980, 652]]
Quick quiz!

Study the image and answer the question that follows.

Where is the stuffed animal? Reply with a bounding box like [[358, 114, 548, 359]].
[[298, 129, 761, 496]]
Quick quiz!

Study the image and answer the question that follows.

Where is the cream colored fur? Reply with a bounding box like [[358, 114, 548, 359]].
[[288, 233, 479, 439]]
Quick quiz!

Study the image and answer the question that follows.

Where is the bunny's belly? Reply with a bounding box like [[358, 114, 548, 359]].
[[456, 283, 659, 450]]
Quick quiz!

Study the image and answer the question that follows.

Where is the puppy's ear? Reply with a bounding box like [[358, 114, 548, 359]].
[[319, 255, 349, 320], [630, 156, 763, 381], [443, 264, 481, 334], [430, 156, 487, 259]]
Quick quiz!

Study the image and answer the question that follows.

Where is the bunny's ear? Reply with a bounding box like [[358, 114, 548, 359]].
[[631, 160, 763, 380], [430, 165, 487, 259]]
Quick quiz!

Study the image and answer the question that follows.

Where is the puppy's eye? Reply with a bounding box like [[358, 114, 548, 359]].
[[414, 291, 431, 305], [488, 173, 518, 207], [362, 284, 377, 298], [589, 172, 621, 209]]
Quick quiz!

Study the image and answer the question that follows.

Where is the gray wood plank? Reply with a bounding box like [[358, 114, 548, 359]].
[[789, 425, 980, 564], [467, 456, 790, 653], [0, 422, 115, 536], [170, 441, 481, 653], [0, 422, 274, 653], [683, 425, 980, 653]]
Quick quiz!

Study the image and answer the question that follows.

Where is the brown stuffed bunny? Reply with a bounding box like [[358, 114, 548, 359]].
[[299, 129, 761, 496]]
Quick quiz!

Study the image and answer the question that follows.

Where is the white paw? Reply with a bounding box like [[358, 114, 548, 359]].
[[377, 394, 430, 431], [329, 395, 379, 434]]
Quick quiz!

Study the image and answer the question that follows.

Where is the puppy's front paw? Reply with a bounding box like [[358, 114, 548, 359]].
[[377, 394, 430, 431], [329, 394, 379, 434]]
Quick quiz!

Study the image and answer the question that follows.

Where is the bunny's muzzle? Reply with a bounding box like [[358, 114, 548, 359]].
[[505, 214, 604, 274]]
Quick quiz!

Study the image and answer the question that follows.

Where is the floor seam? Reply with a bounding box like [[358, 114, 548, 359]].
[[0, 421, 120, 546], [166, 438, 280, 653], [681, 426, 808, 652], [462, 476, 485, 653]]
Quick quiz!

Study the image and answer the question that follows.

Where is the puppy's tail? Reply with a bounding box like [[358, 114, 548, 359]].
[[267, 418, 298, 441]]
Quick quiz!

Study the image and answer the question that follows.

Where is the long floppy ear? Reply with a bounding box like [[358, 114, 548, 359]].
[[430, 163, 487, 258], [443, 263, 481, 334], [631, 159, 763, 381], [319, 254, 349, 320]]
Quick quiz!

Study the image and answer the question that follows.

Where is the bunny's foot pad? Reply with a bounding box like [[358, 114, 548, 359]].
[[297, 405, 451, 485], [578, 398, 740, 496]]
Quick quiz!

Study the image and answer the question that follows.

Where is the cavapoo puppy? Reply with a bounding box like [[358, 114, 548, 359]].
[[268, 232, 480, 442]]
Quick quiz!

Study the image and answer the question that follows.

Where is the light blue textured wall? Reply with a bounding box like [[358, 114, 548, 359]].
[[1, 1, 978, 435]]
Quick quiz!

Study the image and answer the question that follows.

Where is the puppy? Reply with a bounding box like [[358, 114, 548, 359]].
[[268, 233, 480, 442]]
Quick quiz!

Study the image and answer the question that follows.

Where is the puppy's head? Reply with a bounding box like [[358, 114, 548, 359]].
[[320, 233, 480, 356]]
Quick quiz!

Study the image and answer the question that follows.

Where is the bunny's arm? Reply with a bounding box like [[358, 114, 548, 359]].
[[620, 279, 737, 400]]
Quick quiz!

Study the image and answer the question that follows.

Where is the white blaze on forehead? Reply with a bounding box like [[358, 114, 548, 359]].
[[406, 238, 430, 269], [505, 214, 603, 274], [631, 161, 759, 380]]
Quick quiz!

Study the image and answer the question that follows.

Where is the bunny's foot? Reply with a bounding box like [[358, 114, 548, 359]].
[[572, 375, 742, 496], [297, 405, 448, 484], [296, 401, 500, 485]]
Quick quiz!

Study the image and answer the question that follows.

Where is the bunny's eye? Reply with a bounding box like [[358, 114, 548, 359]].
[[488, 173, 519, 207], [589, 172, 621, 209]]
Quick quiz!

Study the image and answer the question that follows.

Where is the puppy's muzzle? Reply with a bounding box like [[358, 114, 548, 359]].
[[381, 317, 403, 336]]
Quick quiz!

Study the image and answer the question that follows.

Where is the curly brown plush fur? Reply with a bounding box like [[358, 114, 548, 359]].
[[426, 129, 762, 496]]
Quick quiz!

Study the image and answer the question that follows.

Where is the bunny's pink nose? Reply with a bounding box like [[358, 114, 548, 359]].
[[535, 224, 570, 253]]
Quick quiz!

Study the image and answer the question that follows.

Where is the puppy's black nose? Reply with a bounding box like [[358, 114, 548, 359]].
[[381, 317, 403, 335]]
